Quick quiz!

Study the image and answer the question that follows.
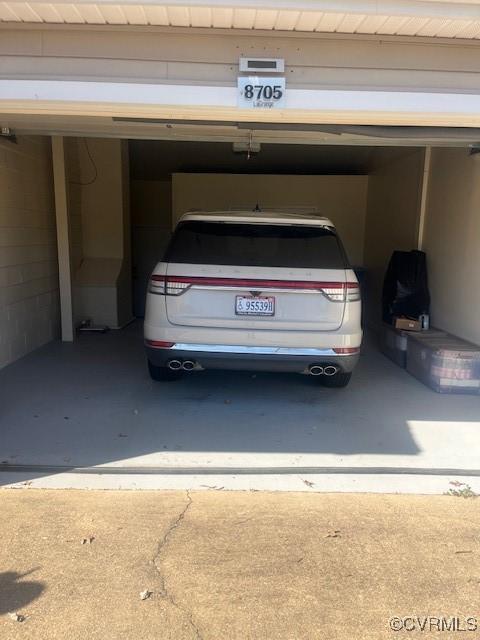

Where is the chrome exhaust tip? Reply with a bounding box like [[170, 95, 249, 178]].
[[167, 359, 182, 371], [182, 360, 196, 371], [324, 365, 338, 376], [309, 365, 324, 376]]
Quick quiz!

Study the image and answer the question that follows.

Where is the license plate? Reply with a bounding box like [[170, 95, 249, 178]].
[[235, 295, 275, 316]]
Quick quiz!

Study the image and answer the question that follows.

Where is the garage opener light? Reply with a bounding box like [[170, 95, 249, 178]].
[[232, 141, 261, 155], [233, 130, 261, 159], [0, 126, 17, 143]]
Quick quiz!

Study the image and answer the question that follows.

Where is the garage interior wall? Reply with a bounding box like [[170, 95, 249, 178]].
[[0, 136, 59, 369], [130, 179, 172, 317], [363, 149, 425, 329], [422, 148, 480, 345], [3, 135, 480, 371], [66, 137, 133, 329], [172, 173, 369, 266]]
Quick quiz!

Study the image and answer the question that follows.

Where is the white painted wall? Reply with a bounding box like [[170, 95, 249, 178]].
[[423, 148, 480, 344], [0, 136, 59, 368], [363, 149, 425, 329], [68, 137, 133, 328], [172, 173, 368, 265], [7, 27, 480, 128], [5, 27, 480, 95], [131, 179, 172, 316]]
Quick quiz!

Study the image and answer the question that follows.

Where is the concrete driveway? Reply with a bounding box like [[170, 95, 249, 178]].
[[0, 322, 479, 492], [1, 489, 480, 640]]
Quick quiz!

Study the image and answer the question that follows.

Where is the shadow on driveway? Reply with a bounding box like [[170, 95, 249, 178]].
[[0, 570, 44, 615]]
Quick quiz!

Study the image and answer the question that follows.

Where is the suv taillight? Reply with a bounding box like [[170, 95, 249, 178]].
[[346, 283, 361, 302], [149, 275, 191, 296], [149, 275, 166, 295], [320, 283, 360, 303], [149, 276, 361, 300]]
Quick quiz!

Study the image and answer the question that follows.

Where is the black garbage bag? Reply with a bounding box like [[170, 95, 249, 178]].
[[382, 250, 430, 324]]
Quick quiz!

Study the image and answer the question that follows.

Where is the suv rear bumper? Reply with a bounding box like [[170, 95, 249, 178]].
[[146, 343, 360, 374]]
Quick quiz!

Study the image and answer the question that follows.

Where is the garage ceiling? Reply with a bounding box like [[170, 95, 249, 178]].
[[129, 140, 416, 179], [3, 0, 480, 40]]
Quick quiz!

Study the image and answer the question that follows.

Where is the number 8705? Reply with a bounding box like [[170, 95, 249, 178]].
[[244, 84, 283, 100]]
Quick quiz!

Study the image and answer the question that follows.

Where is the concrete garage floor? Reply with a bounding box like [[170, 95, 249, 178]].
[[0, 322, 479, 493]]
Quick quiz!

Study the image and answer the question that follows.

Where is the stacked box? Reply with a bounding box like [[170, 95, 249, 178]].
[[381, 324, 410, 368], [381, 325, 446, 369], [407, 334, 480, 394]]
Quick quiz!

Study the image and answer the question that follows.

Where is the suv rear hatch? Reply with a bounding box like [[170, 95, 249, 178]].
[[161, 220, 352, 332]]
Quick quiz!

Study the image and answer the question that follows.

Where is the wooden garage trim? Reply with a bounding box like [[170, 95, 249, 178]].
[[5, 80, 480, 127], [51, 136, 74, 342]]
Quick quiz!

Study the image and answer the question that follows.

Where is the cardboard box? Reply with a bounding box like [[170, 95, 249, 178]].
[[407, 333, 480, 394], [381, 325, 446, 368], [381, 323, 409, 368], [394, 317, 422, 332]]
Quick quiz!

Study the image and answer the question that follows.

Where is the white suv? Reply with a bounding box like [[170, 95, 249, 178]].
[[144, 211, 362, 387]]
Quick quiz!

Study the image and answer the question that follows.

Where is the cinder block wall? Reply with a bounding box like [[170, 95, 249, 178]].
[[0, 136, 59, 369]]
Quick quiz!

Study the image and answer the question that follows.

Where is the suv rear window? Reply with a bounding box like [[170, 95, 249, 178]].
[[164, 221, 348, 269]]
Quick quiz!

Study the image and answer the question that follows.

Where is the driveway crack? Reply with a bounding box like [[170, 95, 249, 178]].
[[152, 490, 202, 639]]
